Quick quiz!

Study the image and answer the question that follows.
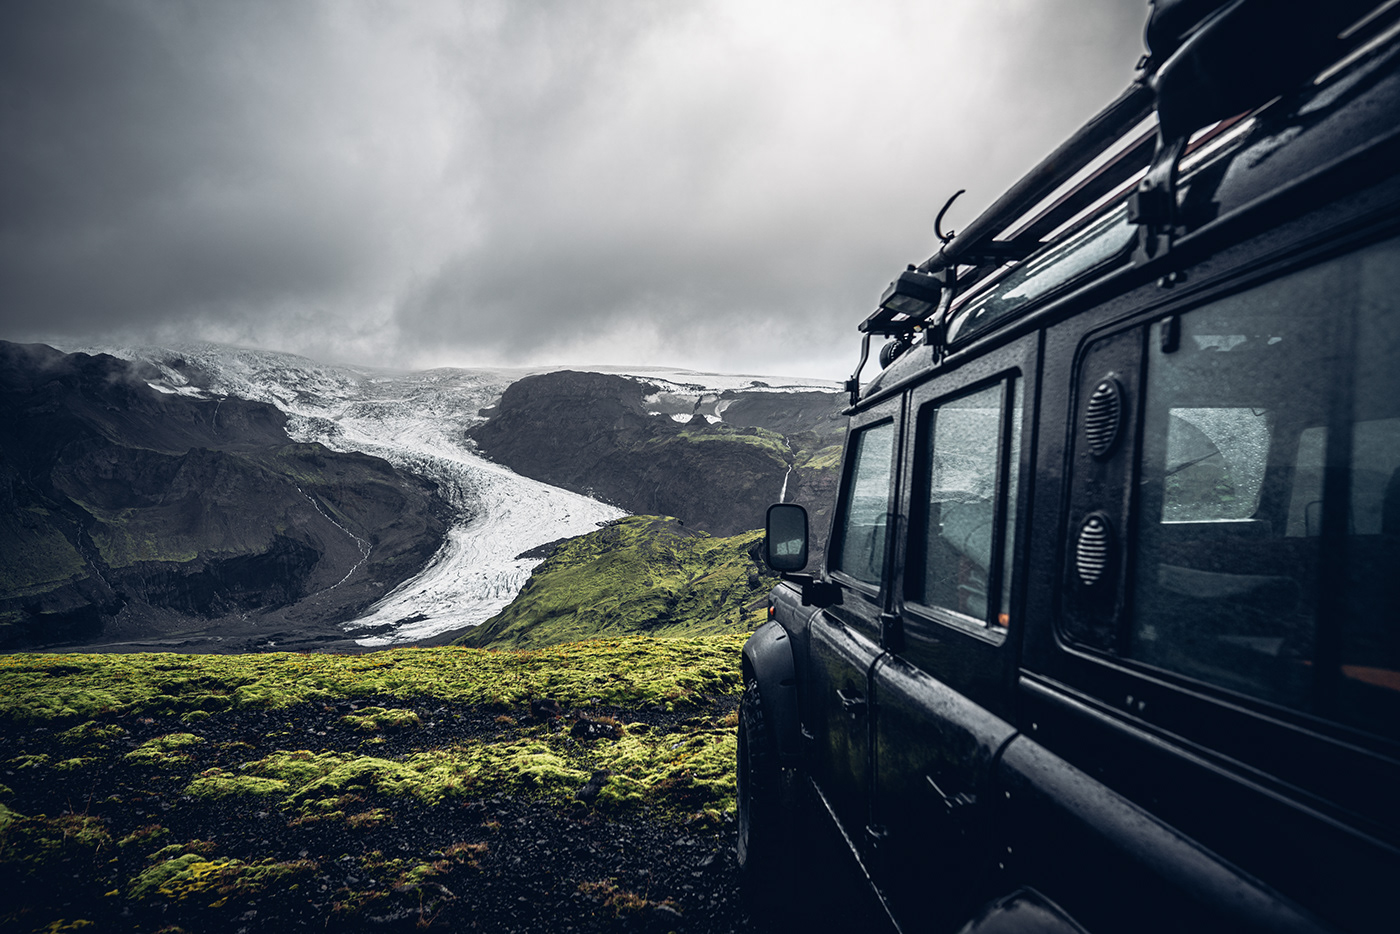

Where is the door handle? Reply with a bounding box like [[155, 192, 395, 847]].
[[836, 687, 867, 716]]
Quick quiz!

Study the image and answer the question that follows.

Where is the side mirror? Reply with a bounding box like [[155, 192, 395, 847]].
[[765, 503, 809, 572]]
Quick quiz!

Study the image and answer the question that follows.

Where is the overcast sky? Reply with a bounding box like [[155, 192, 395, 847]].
[[2, 0, 1147, 379]]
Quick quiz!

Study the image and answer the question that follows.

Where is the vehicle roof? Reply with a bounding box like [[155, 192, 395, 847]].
[[856, 18, 1400, 408]]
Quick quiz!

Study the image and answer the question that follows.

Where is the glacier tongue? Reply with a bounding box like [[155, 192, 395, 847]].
[[88, 343, 625, 646]]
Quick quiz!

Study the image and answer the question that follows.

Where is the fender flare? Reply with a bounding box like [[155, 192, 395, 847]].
[[740, 619, 802, 766]]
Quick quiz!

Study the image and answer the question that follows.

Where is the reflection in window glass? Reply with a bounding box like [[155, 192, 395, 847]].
[[1286, 428, 1326, 537], [833, 422, 894, 587], [913, 381, 1019, 627], [949, 206, 1135, 343], [1162, 407, 1272, 522], [1128, 234, 1400, 740], [1130, 259, 1335, 711]]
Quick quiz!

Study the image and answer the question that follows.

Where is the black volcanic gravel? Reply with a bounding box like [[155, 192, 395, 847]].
[[0, 698, 881, 933]]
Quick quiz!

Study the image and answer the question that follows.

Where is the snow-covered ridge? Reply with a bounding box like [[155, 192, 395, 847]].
[[67, 342, 833, 646]]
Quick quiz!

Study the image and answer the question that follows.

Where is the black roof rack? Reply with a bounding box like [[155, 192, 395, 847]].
[[846, 0, 1399, 407], [918, 82, 1155, 278]]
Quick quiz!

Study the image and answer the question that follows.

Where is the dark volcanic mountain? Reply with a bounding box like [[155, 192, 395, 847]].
[[0, 342, 449, 651], [468, 371, 845, 551]]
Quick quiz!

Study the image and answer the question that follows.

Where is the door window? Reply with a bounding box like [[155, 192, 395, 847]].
[[910, 379, 1022, 630], [832, 421, 895, 587]]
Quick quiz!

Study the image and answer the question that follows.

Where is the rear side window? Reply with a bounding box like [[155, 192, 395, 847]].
[[1127, 235, 1400, 739], [910, 378, 1022, 630], [832, 421, 895, 587]]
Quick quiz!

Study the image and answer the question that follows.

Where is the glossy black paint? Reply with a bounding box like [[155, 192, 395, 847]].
[[744, 10, 1400, 934]]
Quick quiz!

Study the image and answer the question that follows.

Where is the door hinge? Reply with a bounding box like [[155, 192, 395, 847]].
[[836, 687, 867, 718]]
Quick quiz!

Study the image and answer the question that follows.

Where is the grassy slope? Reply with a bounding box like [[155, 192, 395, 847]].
[[0, 636, 747, 931], [459, 516, 778, 650]]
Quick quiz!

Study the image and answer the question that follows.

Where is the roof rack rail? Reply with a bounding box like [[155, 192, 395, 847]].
[[917, 82, 1156, 278], [845, 0, 1398, 407]]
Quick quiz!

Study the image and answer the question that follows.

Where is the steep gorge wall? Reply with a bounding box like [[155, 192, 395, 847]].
[[468, 371, 845, 554], [0, 342, 449, 649]]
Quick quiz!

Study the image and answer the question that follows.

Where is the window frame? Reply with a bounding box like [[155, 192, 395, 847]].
[[893, 331, 1038, 662], [903, 374, 1020, 641], [826, 404, 902, 610]]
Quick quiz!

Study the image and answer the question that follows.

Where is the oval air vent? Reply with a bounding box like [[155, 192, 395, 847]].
[[1084, 378, 1122, 458], [1076, 514, 1113, 587]]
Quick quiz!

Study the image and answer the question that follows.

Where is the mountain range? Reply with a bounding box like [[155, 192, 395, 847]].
[[0, 341, 846, 652]]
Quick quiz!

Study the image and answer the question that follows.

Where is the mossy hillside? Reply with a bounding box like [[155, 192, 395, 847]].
[[661, 424, 790, 460], [0, 634, 745, 722], [796, 442, 844, 471], [0, 636, 748, 931], [0, 507, 89, 595], [460, 516, 778, 649]]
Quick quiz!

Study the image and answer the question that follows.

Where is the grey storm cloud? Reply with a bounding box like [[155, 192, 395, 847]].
[[1, 0, 1147, 378]]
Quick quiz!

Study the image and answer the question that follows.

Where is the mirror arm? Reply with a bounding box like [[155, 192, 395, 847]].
[[781, 573, 843, 608]]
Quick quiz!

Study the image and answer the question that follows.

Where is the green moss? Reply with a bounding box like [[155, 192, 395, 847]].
[[345, 808, 391, 828], [339, 706, 421, 731], [656, 423, 791, 459], [34, 920, 97, 933], [796, 442, 844, 471], [0, 636, 745, 722], [58, 721, 127, 749], [125, 733, 205, 767], [78, 502, 203, 568], [460, 516, 776, 649], [0, 810, 111, 871], [588, 720, 737, 818], [286, 750, 478, 809], [129, 853, 316, 907], [8, 753, 50, 770], [54, 757, 96, 772], [185, 770, 290, 799], [0, 509, 88, 595]]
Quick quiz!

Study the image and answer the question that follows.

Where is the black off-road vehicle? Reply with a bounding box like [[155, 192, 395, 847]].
[[738, 2, 1400, 931]]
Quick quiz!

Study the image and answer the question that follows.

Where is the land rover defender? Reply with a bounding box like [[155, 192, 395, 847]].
[[738, 2, 1400, 932]]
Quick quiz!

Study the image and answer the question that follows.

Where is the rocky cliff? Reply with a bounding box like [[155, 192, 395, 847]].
[[0, 342, 449, 650], [467, 370, 845, 553]]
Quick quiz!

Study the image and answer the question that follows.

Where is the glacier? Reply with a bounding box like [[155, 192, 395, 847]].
[[77, 342, 837, 647]]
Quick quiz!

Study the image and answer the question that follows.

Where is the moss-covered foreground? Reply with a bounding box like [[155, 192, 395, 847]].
[[460, 516, 777, 649], [0, 633, 744, 722], [0, 637, 748, 933]]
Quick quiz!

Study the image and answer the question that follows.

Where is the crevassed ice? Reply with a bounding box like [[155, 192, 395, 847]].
[[86, 343, 625, 646]]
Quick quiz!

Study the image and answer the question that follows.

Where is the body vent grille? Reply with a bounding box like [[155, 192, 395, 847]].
[[1085, 379, 1123, 458], [1076, 515, 1113, 586]]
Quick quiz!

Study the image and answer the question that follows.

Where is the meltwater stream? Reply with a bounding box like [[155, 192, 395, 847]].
[[101, 344, 626, 646]]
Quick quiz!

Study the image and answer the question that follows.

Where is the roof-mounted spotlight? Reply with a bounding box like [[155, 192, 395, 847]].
[[848, 265, 947, 405], [860, 266, 943, 337]]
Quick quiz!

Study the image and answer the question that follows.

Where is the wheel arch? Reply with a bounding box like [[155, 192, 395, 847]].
[[740, 618, 802, 765]]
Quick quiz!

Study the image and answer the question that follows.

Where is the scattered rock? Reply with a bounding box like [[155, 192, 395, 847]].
[[576, 769, 613, 805]]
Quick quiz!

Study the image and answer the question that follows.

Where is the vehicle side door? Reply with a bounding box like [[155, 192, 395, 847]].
[[804, 396, 901, 869], [871, 333, 1035, 928], [1012, 231, 1400, 932]]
